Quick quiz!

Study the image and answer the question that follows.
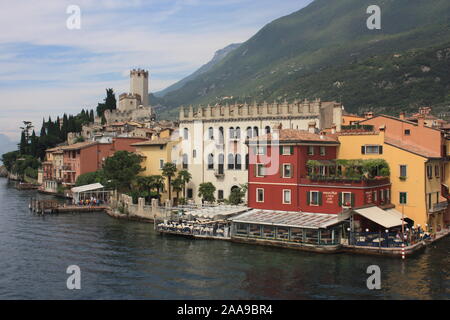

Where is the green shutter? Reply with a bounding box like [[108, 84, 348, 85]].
[[280, 164, 283, 178], [379, 146, 383, 154], [254, 164, 257, 177], [351, 193, 355, 207], [318, 192, 323, 206], [279, 146, 283, 155], [338, 192, 342, 207], [290, 146, 294, 155], [306, 191, 311, 205], [361, 146, 365, 154]]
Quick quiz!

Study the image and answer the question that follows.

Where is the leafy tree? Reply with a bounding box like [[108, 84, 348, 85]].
[[96, 88, 117, 117], [198, 182, 216, 203], [102, 151, 144, 192], [227, 185, 246, 205], [75, 170, 107, 187], [1, 151, 19, 172], [161, 162, 177, 201]]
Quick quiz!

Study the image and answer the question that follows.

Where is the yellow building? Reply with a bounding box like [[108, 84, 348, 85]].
[[132, 137, 181, 203], [338, 129, 447, 232]]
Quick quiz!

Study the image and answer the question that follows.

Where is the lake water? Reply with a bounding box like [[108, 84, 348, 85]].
[[0, 178, 448, 299]]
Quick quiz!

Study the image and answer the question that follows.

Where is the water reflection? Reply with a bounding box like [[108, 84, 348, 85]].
[[0, 178, 448, 299]]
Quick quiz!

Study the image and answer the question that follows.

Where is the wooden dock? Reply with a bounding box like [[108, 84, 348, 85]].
[[29, 198, 107, 214]]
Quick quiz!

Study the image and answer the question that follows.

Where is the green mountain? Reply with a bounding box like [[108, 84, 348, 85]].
[[156, 0, 450, 119], [154, 43, 241, 97]]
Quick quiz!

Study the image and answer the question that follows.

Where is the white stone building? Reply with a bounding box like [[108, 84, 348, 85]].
[[179, 99, 342, 203]]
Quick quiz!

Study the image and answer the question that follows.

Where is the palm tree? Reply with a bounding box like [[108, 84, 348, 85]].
[[149, 175, 164, 201], [171, 176, 184, 206], [161, 162, 177, 201], [177, 169, 192, 199]]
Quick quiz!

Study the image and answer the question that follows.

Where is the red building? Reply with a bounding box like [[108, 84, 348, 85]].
[[247, 129, 392, 213], [43, 137, 148, 187]]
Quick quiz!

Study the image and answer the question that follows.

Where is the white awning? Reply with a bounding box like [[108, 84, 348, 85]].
[[385, 208, 408, 219], [71, 183, 104, 194], [230, 209, 344, 229], [354, 206, 403, 228], [184, 206, 250, 219]]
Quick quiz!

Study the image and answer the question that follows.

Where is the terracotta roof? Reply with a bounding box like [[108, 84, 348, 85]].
[[384, 137, 440, 158], [59, 141, 98, 151], [248, 129, 339, 144], [131, 138, 170, 146]]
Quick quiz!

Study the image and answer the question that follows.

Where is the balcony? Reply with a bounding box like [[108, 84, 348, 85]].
[[428, 201, 448, 214], [301, 176, 390, 187], [214, 166, 225, 178], [61, 165, 75, 172]]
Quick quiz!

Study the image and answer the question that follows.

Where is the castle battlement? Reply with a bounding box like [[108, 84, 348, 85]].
[[119, 93, 142, 101], [130, 69, 148, 78], [179, 99, 342, 123]]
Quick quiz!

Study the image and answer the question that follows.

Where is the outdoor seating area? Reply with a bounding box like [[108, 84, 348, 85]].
[[157, 219, 231, 239], [349, 228, 432, 248]]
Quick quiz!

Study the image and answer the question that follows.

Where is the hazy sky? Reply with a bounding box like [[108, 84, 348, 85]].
[[0, 0, 312, 141]]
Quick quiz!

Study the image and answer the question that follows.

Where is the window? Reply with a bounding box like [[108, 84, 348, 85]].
[[256, 146, 266, 155], [182, 154, 188, 169], [435, 165, 440, 178], [235, 154, 242, 170], [229, 127, 235, 139], [341, 192, 353, 207], [427, 165, 433, 179], [380, 189, 384, 202], [283, 190, 292, 204], [276, 227, 289, 240], [253, 126, 259, 137], [290, 228, 303, 242], [208, 154, 214, 170], [245, 154, 249, 170], [320, 146, 326, 156], [307, 146, 314, 155], [400, 165, 407, 178], [187, 188, 193, 199], [228, 154, 235, 170], [193, 149, 197, 158], [256, 188, 264, 202], [183, 128, 189, 140], [404, 129, 411, 135], [246, 127, 252, 139], [386, 189, 390, 202], [218, 154, 224, 174], [362, 145, 383, 154], [283, 164, 292, 178], [159, 159, 164, 169], [218, 127, 224, 144], [265, 126, 271, 134], [399, 192, 408, 204], [235, 127, 241, 139], [218, 190, 224, 200], [249, 224, 261, 237], [262, 225, 275, 238], [308, 191, 322, 206], [256, 164, 265, 177], [208, 127, 214, 140], [281, 146, 293, 155], [372, 190, 377, 202]]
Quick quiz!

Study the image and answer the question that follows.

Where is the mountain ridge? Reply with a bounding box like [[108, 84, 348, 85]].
[[155, 0, 450, 119]]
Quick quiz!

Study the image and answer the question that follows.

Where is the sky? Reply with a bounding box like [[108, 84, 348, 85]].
[[0, 0, 313, 142]]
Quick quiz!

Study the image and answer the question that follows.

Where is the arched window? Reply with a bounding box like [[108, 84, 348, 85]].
[[218, 127, 224, 144], [229, 127, 235, 139], [253, 126, 259, 137], [245, 154, 249, 170], [228, 154, 235, 170], [208, 153, 214, 170], [183, 128, 189, 140], [218, 154, 224, 174], [182, 154, 188, 169], [208, 127, 214, 140], [235, 154, 242, 170], [235, 127, 241, 139], [246, 127, 252, 139], [265, 126, 271, 134]]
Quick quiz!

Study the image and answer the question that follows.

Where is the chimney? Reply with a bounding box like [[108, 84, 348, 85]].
[[418, 115, 425, 127], [399, 112, 405, 120], [363, 111, 374, 119], [308, 121, 316, 134], [331, 124, 337, 134]]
